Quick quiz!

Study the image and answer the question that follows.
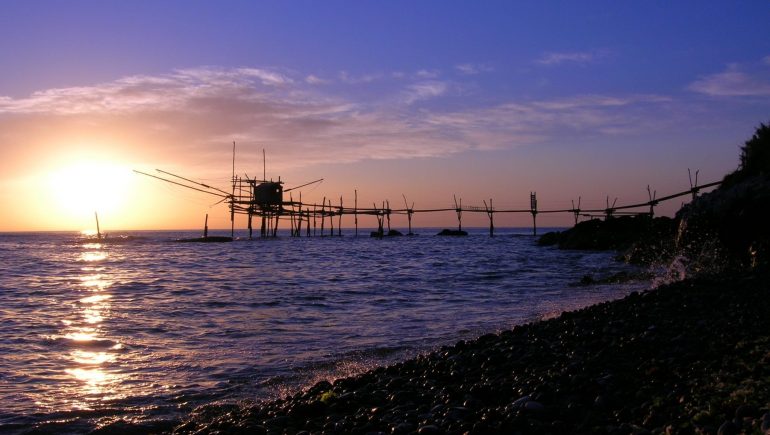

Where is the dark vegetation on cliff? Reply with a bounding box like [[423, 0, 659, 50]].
[[540, 121, 770, 274]]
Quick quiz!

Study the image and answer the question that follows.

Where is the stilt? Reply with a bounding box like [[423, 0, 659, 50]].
[[354, 190, 359, 237], [484, 199, 494, 237], [273, 210, 279, 237], [454, 195, 463, 232], [385, 200, 391, 233], [403, 194, 414, 236], [289, 193, 295, 236], [320, 197, 326, 237], [231, 141, 236, 238], [95, 211, 102, 240], [647, 185, 657, 217], [688, 168, 700, 201], [530, 192, 538, 236], [338, 196, 343, 237], [571, 197, 582, 226], [605, 196, 617, 220]]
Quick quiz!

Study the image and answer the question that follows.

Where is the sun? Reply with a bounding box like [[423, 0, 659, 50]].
[[47, 160, 133, 218]]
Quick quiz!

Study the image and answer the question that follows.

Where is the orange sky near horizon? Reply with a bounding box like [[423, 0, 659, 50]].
[[1, 2, 767, 232]]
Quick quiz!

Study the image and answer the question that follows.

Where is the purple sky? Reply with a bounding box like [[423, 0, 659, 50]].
[[1, 1, 769, 230]]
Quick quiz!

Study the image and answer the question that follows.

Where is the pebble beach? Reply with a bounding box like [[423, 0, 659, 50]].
[[165, 271, 770, 435]]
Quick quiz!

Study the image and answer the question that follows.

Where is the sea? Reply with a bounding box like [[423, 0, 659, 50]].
[[0, 228, 650, 434]]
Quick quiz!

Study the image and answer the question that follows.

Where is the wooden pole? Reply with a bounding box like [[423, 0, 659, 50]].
[[484, 199, 494, 237], [273, 209, 279, 237], [354, 190, 359, 237], [231, 141, 235, 238], [320, 196, 326, 237], [385, 200, 391, 233], [289, 193, 296, 236], [373, 202, 383, 238], [338, 196, 343, 237], [530, 192, 538, 236], [328, 198, 334, 237], [95, 211, 102, 240], [403, 194, 413, 236], [454, 195, 462, 232], [204, 213, 209, 238]]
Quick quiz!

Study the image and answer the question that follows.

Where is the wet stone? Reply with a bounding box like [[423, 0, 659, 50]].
[[417, 424, 442, 434]]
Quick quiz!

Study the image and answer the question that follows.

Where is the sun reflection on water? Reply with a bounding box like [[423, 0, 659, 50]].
[[54, 240, 131, 410], [80, 251, 107, 262]]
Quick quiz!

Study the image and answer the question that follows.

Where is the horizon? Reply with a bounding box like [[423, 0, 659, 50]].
[[1, 1, 768, 231]]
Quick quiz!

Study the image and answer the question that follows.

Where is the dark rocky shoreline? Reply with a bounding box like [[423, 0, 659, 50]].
[[162, 272, 770, 435]]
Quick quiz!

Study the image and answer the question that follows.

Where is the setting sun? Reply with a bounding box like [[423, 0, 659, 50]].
[[47, 160, 133, 218]]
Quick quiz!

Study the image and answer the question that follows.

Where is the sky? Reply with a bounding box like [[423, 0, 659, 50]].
[[1, 1, 769, 231]]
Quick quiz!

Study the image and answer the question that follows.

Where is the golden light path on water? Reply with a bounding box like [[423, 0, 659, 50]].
[[36, 238, 132, 412]]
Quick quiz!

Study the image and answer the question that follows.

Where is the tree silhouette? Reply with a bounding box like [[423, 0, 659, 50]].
[[723, 121, 770, 187]]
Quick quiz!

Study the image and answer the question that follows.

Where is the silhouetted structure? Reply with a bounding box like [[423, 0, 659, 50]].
[[135, 147, 721, 238]]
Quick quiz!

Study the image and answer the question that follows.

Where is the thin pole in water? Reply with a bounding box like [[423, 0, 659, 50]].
[[95, 212, 101, 240]]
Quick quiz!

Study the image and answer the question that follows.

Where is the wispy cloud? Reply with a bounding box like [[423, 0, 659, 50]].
[[415, 69, 440, 79], [455, 63, 493, 75], [688, 62, 770, 97], [305, 75, 328, 85], [0, 65, 680, 176], [402, 81, 448, 104], [338, 71, 385, 84], [535, 51, 601, 66]]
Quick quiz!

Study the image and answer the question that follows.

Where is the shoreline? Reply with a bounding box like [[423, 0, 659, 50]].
[[161, 271, 770, 434]]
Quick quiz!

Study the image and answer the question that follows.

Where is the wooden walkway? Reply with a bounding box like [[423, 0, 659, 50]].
[[136, 166, 721, 238]]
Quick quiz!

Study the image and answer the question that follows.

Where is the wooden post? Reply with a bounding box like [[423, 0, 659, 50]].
[[247, 211, 252, 239], [484, 199, 494, 237], [328, 198, 334, 237], [338, 196, 343, 237], [313, 205, 317, 236], [204, 213, 209, 238], [231, 142, 236, 238], [373, 202, 384, 238], [571, 197, 581, 226], [605, 196, 617, 220], [298, 192, 303, 236], [95, 211, 102, 240], [289, 193, 296, 237], [454, 195, 462, 232], [403, 194, 414, 236], [647, 185, 657, 217], [306, 209, 311, 237], [354, 190, 359, 237], [320, 196, 326, 237], [530, 192, 538, 236], [688, 168, 700, 201], [273, 210, 279, 237], [385, 200, 391, 233]]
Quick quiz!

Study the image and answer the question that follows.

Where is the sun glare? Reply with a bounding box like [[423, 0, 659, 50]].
[[47, 160, 133, 219]]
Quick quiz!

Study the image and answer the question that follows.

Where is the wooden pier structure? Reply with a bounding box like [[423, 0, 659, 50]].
[[135, 149, 721, 238]]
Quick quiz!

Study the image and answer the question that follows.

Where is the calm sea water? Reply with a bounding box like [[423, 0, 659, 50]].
[[0, 228, 647, 433]]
